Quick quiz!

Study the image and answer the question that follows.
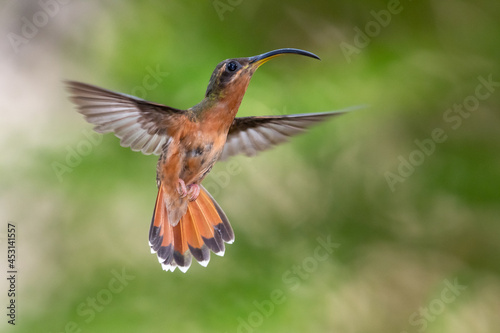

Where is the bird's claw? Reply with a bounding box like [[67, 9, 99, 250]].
[[187, 184, 200, 201], [177, 179, 188, 198], [177, 179, 200, 201]]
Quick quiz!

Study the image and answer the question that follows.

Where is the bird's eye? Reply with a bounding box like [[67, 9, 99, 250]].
[[227, 61, 238, 72]]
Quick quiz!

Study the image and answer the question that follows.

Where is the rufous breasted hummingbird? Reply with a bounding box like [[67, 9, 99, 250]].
[[66, 48, 355, 273]]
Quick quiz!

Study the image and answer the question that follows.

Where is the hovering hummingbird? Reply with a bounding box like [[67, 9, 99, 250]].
[[66, 48, 354, 273]]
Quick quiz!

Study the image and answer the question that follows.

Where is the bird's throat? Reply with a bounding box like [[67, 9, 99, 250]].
[[195, 78, 251, 132]]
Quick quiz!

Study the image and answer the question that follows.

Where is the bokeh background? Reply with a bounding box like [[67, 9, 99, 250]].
[[1, 0, 499, 332]]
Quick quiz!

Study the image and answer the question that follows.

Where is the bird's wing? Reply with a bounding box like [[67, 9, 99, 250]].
[[219, 106, 362, 161], [66, 81, 185, 155]]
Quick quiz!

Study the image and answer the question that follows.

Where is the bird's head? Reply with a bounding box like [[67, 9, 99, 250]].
[[204, 48, 320, 101]]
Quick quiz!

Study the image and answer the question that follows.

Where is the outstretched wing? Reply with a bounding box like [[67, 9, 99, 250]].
[[219, 106, 361, 160], [66, 81, 185, 155]]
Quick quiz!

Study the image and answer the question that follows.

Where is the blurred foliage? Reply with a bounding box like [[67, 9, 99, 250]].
[[1, 0, 499, 332]]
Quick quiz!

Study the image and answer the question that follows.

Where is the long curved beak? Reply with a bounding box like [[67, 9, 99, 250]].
[[249, 48, 320, 68]]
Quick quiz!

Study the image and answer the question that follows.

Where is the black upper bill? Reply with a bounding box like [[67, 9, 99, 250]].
[[249, 48, 320, 65]]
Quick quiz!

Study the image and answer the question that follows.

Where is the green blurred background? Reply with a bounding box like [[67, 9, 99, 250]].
[[1, 0, 499, 332]]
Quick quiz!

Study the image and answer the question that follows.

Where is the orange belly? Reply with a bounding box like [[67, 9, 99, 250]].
[[158, 119, 228, 187]]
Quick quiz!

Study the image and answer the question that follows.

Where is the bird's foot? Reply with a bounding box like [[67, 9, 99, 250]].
[[177, 179, 188, 198], [187, 184, 200, 201], [177, 179, 200, 201]]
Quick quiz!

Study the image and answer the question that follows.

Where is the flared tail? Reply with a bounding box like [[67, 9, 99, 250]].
[[149, 184, 234, 272]]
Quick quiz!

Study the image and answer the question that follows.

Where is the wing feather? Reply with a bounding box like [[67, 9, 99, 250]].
[[219, 106, 363, 160], [66, 81, 185, 155]]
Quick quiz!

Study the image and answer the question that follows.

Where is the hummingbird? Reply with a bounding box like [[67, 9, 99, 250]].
[[66, 48, 353, 273]]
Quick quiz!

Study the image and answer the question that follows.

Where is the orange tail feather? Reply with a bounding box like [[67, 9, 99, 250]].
[[149, 184, 234, 272]]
